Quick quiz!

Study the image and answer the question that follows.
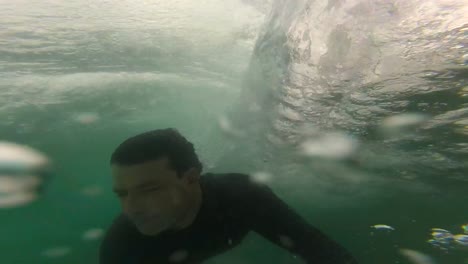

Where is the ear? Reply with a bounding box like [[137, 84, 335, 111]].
[[182, 167, 200, 184]]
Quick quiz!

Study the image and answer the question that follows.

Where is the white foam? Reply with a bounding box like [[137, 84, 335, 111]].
[[299, 132, 358, 159]]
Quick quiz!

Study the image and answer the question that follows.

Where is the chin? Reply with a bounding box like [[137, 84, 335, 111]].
[[137, 226, 162, 236]]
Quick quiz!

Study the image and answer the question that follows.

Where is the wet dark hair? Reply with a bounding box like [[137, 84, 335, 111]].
[[110, 128, 203, 176]]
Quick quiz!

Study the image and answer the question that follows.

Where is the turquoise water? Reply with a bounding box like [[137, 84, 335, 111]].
[[0, 1, 467, 264]]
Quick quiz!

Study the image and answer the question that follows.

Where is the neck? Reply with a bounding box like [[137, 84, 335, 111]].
[[174, 185, 203, 230]]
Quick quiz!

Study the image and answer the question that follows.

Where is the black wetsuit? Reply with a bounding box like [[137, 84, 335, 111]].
[[100, 173, 358, 264]]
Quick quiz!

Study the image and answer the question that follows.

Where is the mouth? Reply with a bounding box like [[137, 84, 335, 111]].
[[132, 215, 158, 226]]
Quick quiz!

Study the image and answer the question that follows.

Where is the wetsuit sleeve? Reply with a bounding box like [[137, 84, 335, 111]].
[[244, 179, 358, 264]]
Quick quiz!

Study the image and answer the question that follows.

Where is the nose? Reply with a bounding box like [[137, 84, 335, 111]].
[[122, 193, 145, 216]]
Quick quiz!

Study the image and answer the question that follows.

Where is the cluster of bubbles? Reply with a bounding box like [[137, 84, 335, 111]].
[[370, 224, 468, 264], [0, 141, 51, 208], [218, 112, 434, 163], [1, 111, 101, 209], [427, 225, 468, 251], [370, 223, 468, 251], [0, 140, 105, 260]]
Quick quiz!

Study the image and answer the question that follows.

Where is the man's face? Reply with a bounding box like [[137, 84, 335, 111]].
[[111, 158, 195, 236]]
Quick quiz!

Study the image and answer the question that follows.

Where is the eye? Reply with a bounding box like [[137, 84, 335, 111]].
[[140, 187, 162, 195]]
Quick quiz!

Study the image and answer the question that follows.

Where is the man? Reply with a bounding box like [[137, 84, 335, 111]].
[[100, 128, 358, 264]]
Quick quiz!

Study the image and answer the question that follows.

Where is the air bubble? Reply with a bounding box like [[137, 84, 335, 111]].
[[399, 249, 436, 264], [82, 228, 104, 241], [41, 247, 71, 258]]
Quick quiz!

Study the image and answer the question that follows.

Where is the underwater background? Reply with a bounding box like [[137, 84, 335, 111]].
[[0, 0, 467, 263]]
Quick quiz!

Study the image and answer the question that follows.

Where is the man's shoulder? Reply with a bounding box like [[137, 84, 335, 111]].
[[202, 172, 271, 203], [100, 214, 140, 250], [99, 214, 140, 263], [202, 172, 254, 192], [203, 172, 250, 182]]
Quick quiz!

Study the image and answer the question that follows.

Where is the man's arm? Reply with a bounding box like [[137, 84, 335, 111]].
[[242, 177, 358, 264]]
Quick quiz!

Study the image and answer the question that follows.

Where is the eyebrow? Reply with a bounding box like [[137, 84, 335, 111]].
[[113, 182, 161, 193]]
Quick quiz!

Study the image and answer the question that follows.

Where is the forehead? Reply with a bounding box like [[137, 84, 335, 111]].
[[111, 158, 177, 189]]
